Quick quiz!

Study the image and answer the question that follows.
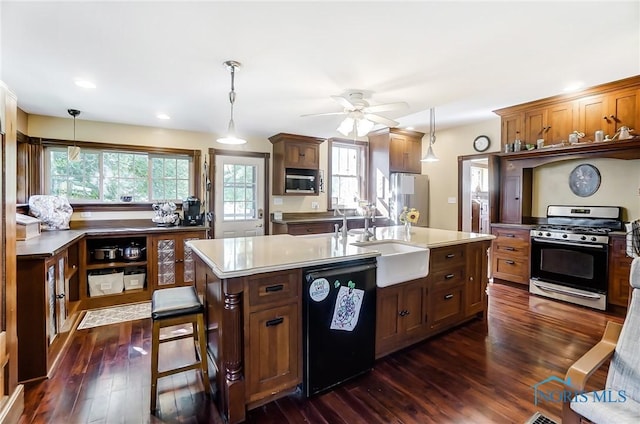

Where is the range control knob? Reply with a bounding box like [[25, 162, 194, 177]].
[[591, 237, 597, 242], [545, 232, 551, 237], [562, 234, 568, 238], [537, 232, 543, 236], [580, 235, 587, 241]]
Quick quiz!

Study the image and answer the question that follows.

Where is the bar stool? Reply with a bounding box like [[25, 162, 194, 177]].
[[150, 286, 209, 413]]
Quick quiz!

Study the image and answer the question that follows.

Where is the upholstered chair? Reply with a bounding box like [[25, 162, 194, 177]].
[[563, 257, 640, 423]]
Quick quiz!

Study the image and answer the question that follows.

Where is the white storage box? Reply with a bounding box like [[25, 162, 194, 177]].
[[88, 272, 124, 297], [16, 213, 41, 241], [124, 272, 146, 290]]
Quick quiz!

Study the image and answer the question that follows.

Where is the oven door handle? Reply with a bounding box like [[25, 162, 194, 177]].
[[531, 281, 602, 300], [532, 238, 605, 249]]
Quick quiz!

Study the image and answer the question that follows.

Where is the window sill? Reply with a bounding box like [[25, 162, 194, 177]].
[[71, 202, 183, 212]]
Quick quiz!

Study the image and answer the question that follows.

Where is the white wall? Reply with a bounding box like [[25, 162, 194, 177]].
[[532, 158, 640, 221], [422, 118, 501, 231]]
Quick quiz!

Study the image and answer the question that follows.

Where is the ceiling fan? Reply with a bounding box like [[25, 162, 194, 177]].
[[302, 90, 408, 137]]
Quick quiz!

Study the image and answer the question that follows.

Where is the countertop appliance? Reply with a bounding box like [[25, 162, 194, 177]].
[[182, 196, 203, 226], [390, 173, 429, 227], [303, 258, 377, 397], [529, 205, 623, 310]]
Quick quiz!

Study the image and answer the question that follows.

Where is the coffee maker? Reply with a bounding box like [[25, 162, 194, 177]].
[[182, 196, 203, 225]]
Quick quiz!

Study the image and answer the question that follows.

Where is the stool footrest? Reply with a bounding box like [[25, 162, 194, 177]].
[[158, 362, 202, 379], [159, 332, 195, 343]]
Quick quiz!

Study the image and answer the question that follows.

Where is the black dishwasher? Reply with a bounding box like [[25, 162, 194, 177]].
[[302, 258, 377, 397]]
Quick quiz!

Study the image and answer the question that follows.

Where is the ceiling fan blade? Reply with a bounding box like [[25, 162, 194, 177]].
[[300, 111, 348, 117], [364, 101, 409, 114], [365, 113, 399, 127], [330, 95, 356, 110]]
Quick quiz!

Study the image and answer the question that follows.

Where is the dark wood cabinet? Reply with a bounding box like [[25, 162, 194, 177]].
[[245, 269, 301, 405], [490, 226, 531, 285], [375, 277, 429, 358], [495, 75, 640, 150], [501, 112, 524, 147], [269, 133, 325, 196], [150, 230, 205, 289], [17, 244, 81, 382], [272, 221, 335, 236], [608, 234, 633, 308], [375, 241, 489, 358], [388, 132, 423, 174], [465, 241, 490, 317], [578, 88, 640, 141]]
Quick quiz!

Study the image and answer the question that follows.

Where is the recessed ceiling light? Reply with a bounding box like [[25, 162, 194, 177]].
[[157, 113, 171, 120], [563, 82, 583, 92], [74, 79, 96, 89]]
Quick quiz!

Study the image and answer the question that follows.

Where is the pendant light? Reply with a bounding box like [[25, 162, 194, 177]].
[[217, 60, 247, 145], [67, 109, 81, 162], [421, 107, 439, 162]]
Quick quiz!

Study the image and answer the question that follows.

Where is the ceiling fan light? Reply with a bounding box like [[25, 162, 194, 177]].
[[356, 118, 375, 137], [337, 117, 355, 136]]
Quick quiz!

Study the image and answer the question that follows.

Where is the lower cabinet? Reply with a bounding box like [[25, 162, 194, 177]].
[[151, 230, 205, 289], [244, 269, 301, 406], [375, 241, 490, 358], [608, 234, 633, 308], [17, 244, 81, 382], [490, 226, 531, 285], [375, 277, 429, 358]]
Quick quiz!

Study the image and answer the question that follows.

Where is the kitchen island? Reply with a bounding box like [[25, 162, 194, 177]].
[[188, 226, 494, 424]]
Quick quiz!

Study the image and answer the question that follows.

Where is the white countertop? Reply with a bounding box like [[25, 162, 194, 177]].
[[188, 226, 494, 279]]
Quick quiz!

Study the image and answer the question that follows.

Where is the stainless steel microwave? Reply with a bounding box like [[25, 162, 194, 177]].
[[285, 173, 316, 193]]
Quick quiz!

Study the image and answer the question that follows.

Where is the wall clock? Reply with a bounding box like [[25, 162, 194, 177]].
[[473, 135, 490, 152], [569, 164, 601, 197]]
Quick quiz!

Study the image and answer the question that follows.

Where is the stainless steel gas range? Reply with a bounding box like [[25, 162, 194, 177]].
[[529, 205, 623, 311]]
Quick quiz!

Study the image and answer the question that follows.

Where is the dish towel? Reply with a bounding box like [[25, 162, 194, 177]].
[[630, 257, 640, 289]]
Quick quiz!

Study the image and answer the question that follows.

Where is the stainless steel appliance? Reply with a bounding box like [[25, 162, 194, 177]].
[[182, 196, 203, 226], [529, 205, 623, 310], [285, 171, 316, 194], [302, 258, 377, 397], [390, 173, 429, 227]]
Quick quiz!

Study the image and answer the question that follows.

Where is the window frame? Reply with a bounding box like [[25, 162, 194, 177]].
[[327, 137, 369, 211], [39, 138, 201, 211]]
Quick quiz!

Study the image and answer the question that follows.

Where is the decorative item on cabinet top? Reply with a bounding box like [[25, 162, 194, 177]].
[[152, 202, 180, 226]]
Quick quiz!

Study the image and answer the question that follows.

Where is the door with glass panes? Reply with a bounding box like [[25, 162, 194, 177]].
[[214, 155, 266, 238]]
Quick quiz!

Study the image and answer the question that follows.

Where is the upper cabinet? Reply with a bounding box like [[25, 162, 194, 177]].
[[269, 133, 325, 196], [368, 127, 424, 175], [495, 75, 640, 149], [578, 88, 640, 141]]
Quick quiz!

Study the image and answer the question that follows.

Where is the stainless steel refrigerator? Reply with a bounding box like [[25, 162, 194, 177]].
[[390, 173, 429, 227]]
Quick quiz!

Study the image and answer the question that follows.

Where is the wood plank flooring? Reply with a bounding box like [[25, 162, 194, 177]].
[[19, 283, 625, 423]]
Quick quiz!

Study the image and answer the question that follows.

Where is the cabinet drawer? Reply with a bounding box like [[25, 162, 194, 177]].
[[493, 255, 529, 284], [430, 285, 464, 330], [493, 238, 529, 256], [429, 245, 466, 271], [247, 270, 299, 308], [286, 222, 335, 235], [491, 227, 530, 242], [429, 265, 466, 291]]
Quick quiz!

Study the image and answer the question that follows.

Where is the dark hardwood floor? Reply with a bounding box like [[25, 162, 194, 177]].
[[19, 283, 625, 424]]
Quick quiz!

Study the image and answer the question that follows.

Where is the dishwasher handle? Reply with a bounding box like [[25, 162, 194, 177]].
[[306, 263, 376, 282]]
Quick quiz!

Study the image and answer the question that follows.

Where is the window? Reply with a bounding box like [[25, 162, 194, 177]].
[[45, 147, 193, 202], [328, 139, 368, 209], [222, 163, 257, 220]]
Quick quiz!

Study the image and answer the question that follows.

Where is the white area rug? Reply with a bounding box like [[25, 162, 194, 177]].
[[77, 302, 151, 330]]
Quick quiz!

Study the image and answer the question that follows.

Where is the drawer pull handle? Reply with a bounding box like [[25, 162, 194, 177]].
[[445, 273, 455, 280], [265, 284, 284, 293], [444, 294, 454, 300], [398, 310, 411, 317], [445, 253, 456, 259], [505, 260, 515, 265], [503, 246, 515, 251], [505, 234, 515, 238], [266, 317, 284, 327], [55, 293, 65, 299]]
